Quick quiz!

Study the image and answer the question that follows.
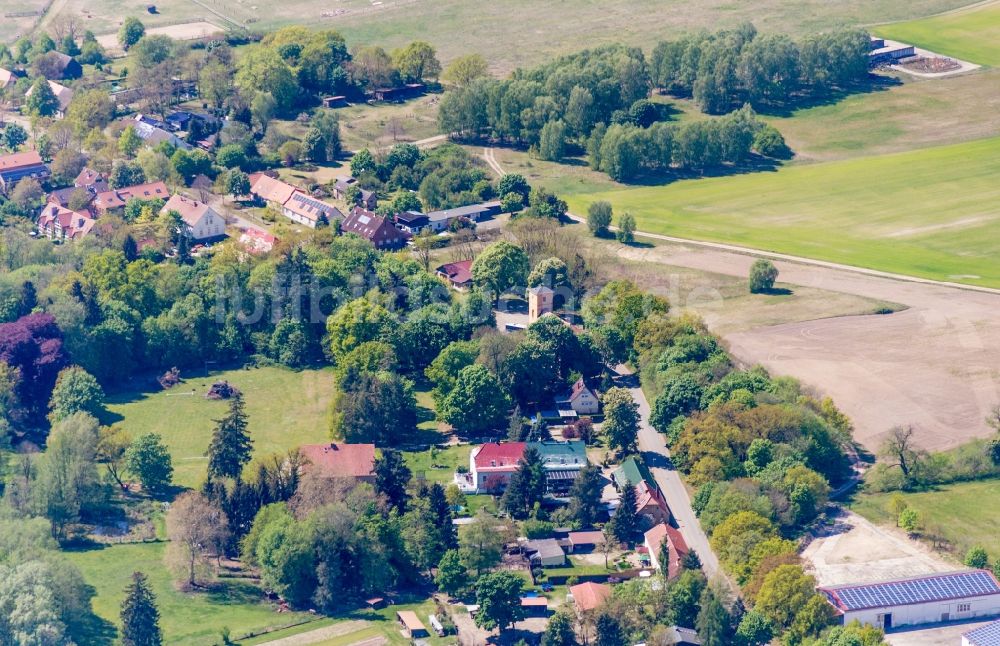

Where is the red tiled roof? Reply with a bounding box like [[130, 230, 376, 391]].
[[250, 173, 297, 205], [473, 442, 526, 471], [0, 150, 44, 172], [570, 582, 611, 612], [567, 530, 606, 546], [74, 167, 109, 192], [647, 522, 688, 577], [37, 204, 95, 240], [636, 481, 670, 517], [93, 181, 169, 211], [299, 443, 376, 479], [521, 597, 548, 607], [161, 194, 213, 227], [436, 260, 473, 285]]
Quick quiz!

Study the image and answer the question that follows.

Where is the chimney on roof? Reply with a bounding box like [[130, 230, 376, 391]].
[[329, 443, 338, 450]]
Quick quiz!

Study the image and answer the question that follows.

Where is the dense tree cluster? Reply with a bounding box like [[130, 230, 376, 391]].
[[652, 25, 871, 113], [587, 104, 783, 181], [438, 44, 654, 149]]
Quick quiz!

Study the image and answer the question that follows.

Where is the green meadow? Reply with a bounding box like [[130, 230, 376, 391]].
[[852, 479, 1000, 556], [566, 136, 1000, 287], [103, 367, 335, 489], [65, 542, 316, 646], [876, 2, 1000, 66]]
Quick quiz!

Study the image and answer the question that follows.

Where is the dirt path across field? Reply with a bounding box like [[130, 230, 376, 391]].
[[614, 241, 1000, 453], [256, 620, 371, 646]]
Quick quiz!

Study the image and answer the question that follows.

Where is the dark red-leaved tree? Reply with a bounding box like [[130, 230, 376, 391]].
[[0, 313, 68, 428]]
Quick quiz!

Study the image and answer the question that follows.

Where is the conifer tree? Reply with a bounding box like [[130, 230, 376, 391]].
[[207, 394, 252, 480], [121, 571, 162, 646]]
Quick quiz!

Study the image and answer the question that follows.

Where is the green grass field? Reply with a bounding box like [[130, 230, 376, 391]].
[[65, 542, 316, 646], [32, 0, 973, 69], [851, 479, 1000, 556], [565, 135, 1000, 287], [876, 1, 1000, 66], [103, 367, 335, 489]]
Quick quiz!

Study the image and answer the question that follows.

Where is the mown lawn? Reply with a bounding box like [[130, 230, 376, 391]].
[[851, 479, 1000, 556], [65, 542, 316, 646], [876, 3, 1000, 66], [103, 367, 335, 489], [566, 136, 1000, 288], [403, 444, 472, 484]]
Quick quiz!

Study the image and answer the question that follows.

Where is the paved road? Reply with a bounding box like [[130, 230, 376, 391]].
[[615, 366, 728, 590]]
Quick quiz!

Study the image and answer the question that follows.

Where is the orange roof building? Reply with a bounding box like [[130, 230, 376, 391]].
[[570, 582, 612, 613], [298, 443, 377, 482]]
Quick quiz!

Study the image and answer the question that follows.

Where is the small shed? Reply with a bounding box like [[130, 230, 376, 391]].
[[524, 538, 566, 567], [521, 596, 549, 616], [567, 530, 606, 553], [396, 610, 428, 638], [322, 96, 348, 108]]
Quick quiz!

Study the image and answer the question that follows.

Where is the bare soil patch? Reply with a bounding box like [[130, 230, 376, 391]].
[[802, 510, 954, 586], [609, 237, 1000, 453]]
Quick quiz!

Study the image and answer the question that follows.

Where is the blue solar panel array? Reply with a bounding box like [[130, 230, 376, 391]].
[[965, 619, 1000, 646], [829, 570, 1000, 611]]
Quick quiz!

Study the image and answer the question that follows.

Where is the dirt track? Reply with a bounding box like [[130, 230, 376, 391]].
[[616, 242, 1000, 453]]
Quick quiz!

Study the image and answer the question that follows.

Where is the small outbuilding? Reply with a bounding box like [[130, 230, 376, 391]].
[[820, 569, 1000, 630], [396, 610, 428, 638]]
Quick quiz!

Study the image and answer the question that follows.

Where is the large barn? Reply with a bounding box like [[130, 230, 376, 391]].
[[820, 570, 1000, 630]]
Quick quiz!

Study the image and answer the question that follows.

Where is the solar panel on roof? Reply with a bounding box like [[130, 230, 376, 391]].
[[827, 571, 1000, 611], [965, 619, 1000, 646]]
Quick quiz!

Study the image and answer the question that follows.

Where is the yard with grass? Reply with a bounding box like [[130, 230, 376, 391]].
[[65, 542, 317, 646], [851, 479, 1000, 556], [403, 444, 471, 483], [876, 1, 1000, 66], [565, 135, 1000, 288], [102, 367, 335, 489]]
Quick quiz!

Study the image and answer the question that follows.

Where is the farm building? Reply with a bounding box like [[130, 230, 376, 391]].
[[964, 619, 1000, 646], [25, 80, 73, 118], [820, 570, 1000, 630], [869, 37, 916, 65], [426, 200, 502, 232]]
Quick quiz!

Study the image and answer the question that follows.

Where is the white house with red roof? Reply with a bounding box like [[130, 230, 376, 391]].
[[556, 377, 600, 415], [298, 442, 376, 483], [36, 204, 95, 241], [644, 522, 688, 579], [161, 194, 224, 241], [459, 440, 588, 493]]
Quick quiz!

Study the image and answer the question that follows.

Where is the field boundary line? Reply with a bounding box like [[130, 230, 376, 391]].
[[584, 216, 1000, 296], [185, 0, 244, 30], [481, 146, 1000, 296], [865, 0, 1000, 27]]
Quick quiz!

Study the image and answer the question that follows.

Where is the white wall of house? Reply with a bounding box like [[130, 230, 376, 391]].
[[842, 595, 1000, 629], [187, 208, 224, 240], [571, 390, 600, 415], [282, 206, 318, 228]]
